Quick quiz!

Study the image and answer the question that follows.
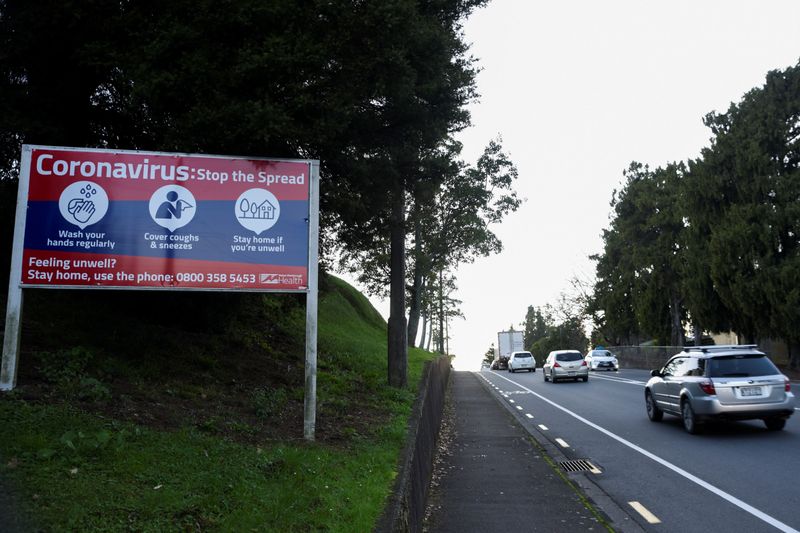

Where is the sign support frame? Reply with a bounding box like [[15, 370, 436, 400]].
[[303, 160, 320, 440], [1, 146, 32, 390]]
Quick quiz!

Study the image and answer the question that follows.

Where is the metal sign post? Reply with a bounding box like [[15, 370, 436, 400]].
[[304, 161, 320, 440], [1, 147, 32, 390]]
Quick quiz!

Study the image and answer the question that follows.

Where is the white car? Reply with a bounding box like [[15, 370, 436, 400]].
[[585, 349, 619, 371], [508, 351, 536, 373]]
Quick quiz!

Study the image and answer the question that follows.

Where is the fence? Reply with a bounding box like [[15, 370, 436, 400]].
[[608, 343, 796, 372], [605, 346, 683, 370]]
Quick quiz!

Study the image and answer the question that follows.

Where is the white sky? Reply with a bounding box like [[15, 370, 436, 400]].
[[346, 0, 800, 370]]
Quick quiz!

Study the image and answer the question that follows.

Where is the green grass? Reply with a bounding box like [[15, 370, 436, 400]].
[[0, 274, 436, 532], [0, 403, 400, 532]]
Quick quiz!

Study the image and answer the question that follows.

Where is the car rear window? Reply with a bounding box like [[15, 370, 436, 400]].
[[707, 355, 780, 378], [592, 351, 611, 357], [515, 353, 532, 358], [556, 352, 582, 362]]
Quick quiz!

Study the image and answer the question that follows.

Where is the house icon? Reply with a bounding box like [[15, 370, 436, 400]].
[[253, 198, 275, 220], [239, 197, 276, 220]]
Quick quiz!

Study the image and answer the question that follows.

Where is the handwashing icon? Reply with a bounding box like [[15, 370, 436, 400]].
[[58, 181, 109, 229]]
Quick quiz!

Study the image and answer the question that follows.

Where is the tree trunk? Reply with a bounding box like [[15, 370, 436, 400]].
[[669, 289, 685, 347], [438, 268, 444, 354], [445, 309, 449, 355], [406, 240, 425, 346], [419, 311, 428, 352], [387, 186, 408, 388], [692, 321, 702, 346], [426, 317, 433, 351]]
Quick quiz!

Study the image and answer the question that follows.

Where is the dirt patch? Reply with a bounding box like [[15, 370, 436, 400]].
[[13, 347, 391, 445]]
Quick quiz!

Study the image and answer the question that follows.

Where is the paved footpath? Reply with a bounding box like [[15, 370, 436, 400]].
[[424, 371, 609, 532]]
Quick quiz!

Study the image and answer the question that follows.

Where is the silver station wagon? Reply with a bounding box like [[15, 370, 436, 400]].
[[645, 345, 795, 434]]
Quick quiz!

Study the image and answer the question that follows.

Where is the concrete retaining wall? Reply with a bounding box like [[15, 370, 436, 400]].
[[374, 355, 451, 533]]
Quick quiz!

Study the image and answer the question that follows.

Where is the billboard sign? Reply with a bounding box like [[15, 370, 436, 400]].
[[17, 146, 315, 291]]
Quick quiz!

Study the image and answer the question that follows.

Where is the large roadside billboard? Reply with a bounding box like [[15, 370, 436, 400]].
[[17, 146, 313, 291], [4, 145, 320, 438]]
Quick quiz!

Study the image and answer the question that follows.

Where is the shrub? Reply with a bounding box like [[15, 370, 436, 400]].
[[37, 346, 93, 384]]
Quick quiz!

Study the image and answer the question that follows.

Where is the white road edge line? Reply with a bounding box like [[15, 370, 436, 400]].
[[525, 413, 534, 419], [538, 424, 548, 430], [489, 372, 799, 533], [629, 501, 661, 524], [516, 405, 523, 410], [590, 374, 646, 386], [555, 438, 570, 448]]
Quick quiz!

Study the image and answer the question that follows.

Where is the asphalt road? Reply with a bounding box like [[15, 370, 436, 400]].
[[478, 367, 800, 533]]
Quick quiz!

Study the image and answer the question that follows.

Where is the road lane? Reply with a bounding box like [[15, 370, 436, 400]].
[[480, 371, 776, 532], [479, 368, 800, 532]]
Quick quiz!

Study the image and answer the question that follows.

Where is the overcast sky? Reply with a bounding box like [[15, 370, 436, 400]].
[[349, 1, 800, 370]]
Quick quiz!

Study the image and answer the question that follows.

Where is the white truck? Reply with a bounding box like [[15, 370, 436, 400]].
[[493, 330, 524, 370]]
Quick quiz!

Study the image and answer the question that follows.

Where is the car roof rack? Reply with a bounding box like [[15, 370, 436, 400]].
[[681, 344, 758, 353]]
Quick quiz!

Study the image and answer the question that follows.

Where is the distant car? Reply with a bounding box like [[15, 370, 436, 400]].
[[644, 345, 795, 434], [585, 349, 619, 371], [508, 351, 535, 373], [493, 357, 509, 371], [543, 350, 589, 382]]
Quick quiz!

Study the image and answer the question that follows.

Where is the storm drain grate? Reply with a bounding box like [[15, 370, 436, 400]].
[[560, 459, 601, 474]]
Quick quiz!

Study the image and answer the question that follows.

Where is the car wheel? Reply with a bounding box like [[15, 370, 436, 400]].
[[681, 400, 701, 434], [645, 391, 663, 422], [530, 368, 534, 373], [543, 372, 548, 382], [582, 376, 589, 382], [764, 418, 786, 431]]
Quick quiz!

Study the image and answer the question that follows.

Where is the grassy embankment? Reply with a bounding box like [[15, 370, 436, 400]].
[[0, 275, 434, 531]]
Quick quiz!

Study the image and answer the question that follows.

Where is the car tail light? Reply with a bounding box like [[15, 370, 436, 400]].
[[581, 360, 587, 366], [699, 380, 716, 395], [553, 362, 561, 368], [785, 378, 791, 393]]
